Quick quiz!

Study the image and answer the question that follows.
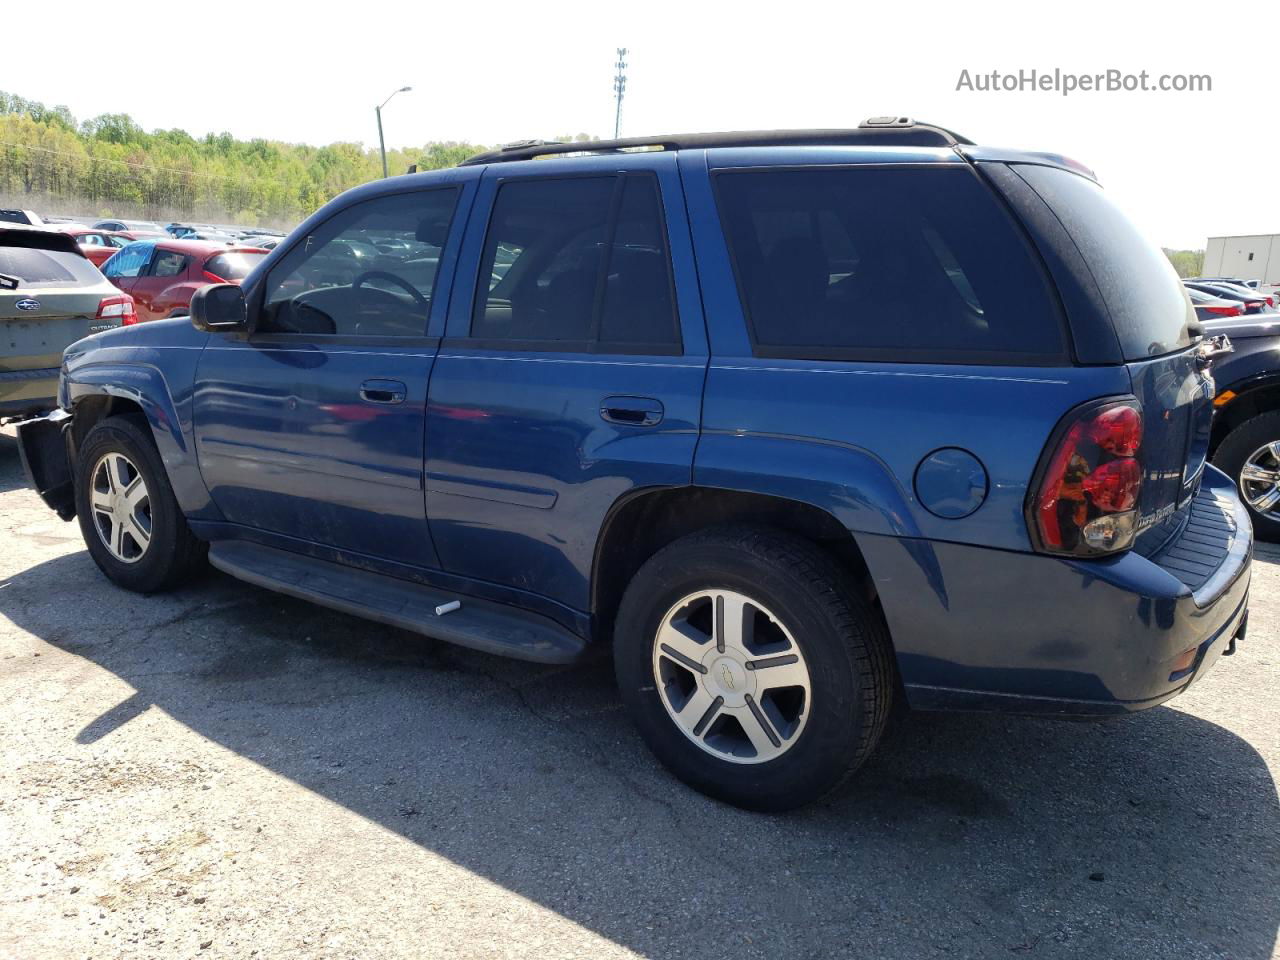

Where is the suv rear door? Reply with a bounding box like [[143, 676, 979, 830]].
[[424, 153, 708, 612]]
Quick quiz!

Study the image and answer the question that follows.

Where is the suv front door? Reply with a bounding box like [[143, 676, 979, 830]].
[[191, 178, 474, 568], [425, 155, 708, 612]]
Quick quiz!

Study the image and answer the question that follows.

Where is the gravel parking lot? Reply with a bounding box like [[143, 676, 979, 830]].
[[0, 429, 1276, 960]]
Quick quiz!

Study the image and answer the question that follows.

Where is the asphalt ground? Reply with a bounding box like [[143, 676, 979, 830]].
[[1, 429, 1276, 959]]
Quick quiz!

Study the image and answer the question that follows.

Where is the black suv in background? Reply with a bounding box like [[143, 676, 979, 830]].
[[1206, 310, 1280, 538]]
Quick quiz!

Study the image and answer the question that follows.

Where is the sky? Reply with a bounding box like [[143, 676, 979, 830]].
[[6, 0, 1276, 248]]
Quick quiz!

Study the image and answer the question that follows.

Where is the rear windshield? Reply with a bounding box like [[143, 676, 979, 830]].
[[1013, 165, 1193, 360], [0, 247, 77, 284], [714, 166, 1067, 363], [205, 251, 267, 281]]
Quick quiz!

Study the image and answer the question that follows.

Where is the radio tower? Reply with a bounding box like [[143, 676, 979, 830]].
[[613, 48, 628, 139]]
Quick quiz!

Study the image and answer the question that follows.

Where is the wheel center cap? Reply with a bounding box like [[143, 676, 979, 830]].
[[708, 656, 750, 702]]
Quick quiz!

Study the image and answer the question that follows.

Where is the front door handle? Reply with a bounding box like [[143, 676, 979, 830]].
[[360, 379, 407, 404], [600, 396, 664, 427]]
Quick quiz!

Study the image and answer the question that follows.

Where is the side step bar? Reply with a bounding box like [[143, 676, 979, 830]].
[[208, 541, 588, 664]]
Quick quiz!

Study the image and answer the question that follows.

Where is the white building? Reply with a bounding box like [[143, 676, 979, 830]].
[[1202, 234, 1280, 284]]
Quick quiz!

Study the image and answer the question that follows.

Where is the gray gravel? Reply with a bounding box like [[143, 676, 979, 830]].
[[0, 429, 1276, 960]]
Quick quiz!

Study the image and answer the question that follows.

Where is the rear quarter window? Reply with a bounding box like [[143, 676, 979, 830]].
[[714, 166, 1067, 364], [1012, 165, 1192, 360]]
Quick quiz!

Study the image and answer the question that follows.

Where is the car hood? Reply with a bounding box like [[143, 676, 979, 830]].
[[1201, 313, 1280, 340]]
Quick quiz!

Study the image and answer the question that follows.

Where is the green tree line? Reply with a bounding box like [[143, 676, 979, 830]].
[[0, 90, 490, 229], [1163, 248, 1205, 278]]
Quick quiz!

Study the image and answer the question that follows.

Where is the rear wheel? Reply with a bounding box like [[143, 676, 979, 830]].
[[614, 526, 894, 811], [1214, 411, 1280, 541], [75, 415, 206, 592]]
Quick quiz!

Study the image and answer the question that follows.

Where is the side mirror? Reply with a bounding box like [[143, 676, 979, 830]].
[[190, 283, 247, 332]]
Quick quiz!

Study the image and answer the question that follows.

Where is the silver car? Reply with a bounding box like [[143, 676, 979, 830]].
[[1, 227, 134, 420]]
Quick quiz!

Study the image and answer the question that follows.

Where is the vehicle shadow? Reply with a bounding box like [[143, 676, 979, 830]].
[[3, 545, 1277, 960]]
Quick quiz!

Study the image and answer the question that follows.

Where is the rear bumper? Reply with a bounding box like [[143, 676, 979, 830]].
[[865, 465, 1253, 716], [0, 366, 59, 419]]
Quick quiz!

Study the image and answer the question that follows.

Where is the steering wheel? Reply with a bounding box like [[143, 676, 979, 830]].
[[351, 270, 428, 311]]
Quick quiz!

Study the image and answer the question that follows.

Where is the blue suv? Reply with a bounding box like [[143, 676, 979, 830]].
[[17, 119, 1253, 810]]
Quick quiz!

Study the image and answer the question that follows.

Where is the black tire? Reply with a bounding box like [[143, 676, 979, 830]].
[[1213, 411, 1280, 541], [75, 414, 207, 592], [613, 525, 895, 811]]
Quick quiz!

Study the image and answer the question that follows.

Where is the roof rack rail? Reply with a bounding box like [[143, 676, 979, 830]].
[[459, 119, 973, 166]]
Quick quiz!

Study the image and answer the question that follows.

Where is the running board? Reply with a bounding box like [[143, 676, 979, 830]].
[[208, 541, 588, 664]]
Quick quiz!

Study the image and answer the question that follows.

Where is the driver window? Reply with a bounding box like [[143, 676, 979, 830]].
[[260, 187, 458, 337]]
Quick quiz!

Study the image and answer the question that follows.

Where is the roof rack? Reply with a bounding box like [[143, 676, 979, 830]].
[[459, 118, 973, 166]]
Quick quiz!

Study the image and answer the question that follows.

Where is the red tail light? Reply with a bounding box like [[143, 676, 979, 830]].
[[1031, 399, 1143, 555], [1204, 304, 1242, 317], [1245, 301, 1264, 312], [203, 270, 228, 284], [96, 294, 138, 326]]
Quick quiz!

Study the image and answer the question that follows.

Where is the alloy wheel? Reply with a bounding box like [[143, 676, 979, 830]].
[[1239, 441, 1280, 520], [652, 589, 812, 764], [90, 452, 152, 563]]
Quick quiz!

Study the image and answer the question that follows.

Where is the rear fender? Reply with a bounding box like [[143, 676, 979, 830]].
[[693, 433, 950, 607]]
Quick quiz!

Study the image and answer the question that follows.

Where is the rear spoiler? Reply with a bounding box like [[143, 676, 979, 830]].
[[0, 225, 86, 258]]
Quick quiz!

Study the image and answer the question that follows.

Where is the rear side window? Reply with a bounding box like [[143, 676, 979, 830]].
[[715, 167, 1066, 363], [150, 251, 188, 278], [0, 247, 76, 284], [472, 174, 680, 351], [205, 251, 266, 281], [1013, 165, 1192, 360]]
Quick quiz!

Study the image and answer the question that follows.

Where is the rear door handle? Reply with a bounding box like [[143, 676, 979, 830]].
[[360, 379, 407, 404], [600, 396, 664, 427]]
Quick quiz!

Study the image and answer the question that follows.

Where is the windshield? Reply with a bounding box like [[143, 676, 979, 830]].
[[205, 251, 267, 282]]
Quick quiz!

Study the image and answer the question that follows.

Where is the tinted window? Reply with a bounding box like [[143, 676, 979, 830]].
[[206, 251, 265, 281], [472, 175, 679, 350], [0, 248, 76, 284], [0, 210, 35, 224], [151, 251, 188, 277], [261, 189, 457, 337], [715, 167, 1066, 363], [1014, 165, 1192, 360]]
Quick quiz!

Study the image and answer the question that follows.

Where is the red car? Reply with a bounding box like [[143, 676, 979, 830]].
[[100, 239, 269, 323], [55, 224, 134, 267]]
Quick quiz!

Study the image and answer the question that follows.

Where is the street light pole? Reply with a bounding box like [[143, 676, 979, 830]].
[[613, 48, 628, 139], [376, 86, 412, 179]]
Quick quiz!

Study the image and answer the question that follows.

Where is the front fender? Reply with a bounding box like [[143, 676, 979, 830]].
[[64, 340, 219, 519]]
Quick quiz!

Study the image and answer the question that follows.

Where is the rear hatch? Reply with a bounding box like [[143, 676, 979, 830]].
[[1007, 164, 1214, 556], [1, 231, 110, 374]]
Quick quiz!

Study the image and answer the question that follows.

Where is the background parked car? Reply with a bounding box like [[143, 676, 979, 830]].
[[1202, 308, 1280, 539], [1184, 280, 1273, 314], [1187, 286, 1244, 321], [93, 218, 167, 235], [0, 209, 45, 226], [54, 225, 133, 267], [99, 238, 268, 322], [0, 225, 136, 419]]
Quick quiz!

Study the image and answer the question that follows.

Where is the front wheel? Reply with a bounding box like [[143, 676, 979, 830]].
[[614, 526, 895, 811], [1214, 411, 1280, 541], [75, 415, 207, 592]]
